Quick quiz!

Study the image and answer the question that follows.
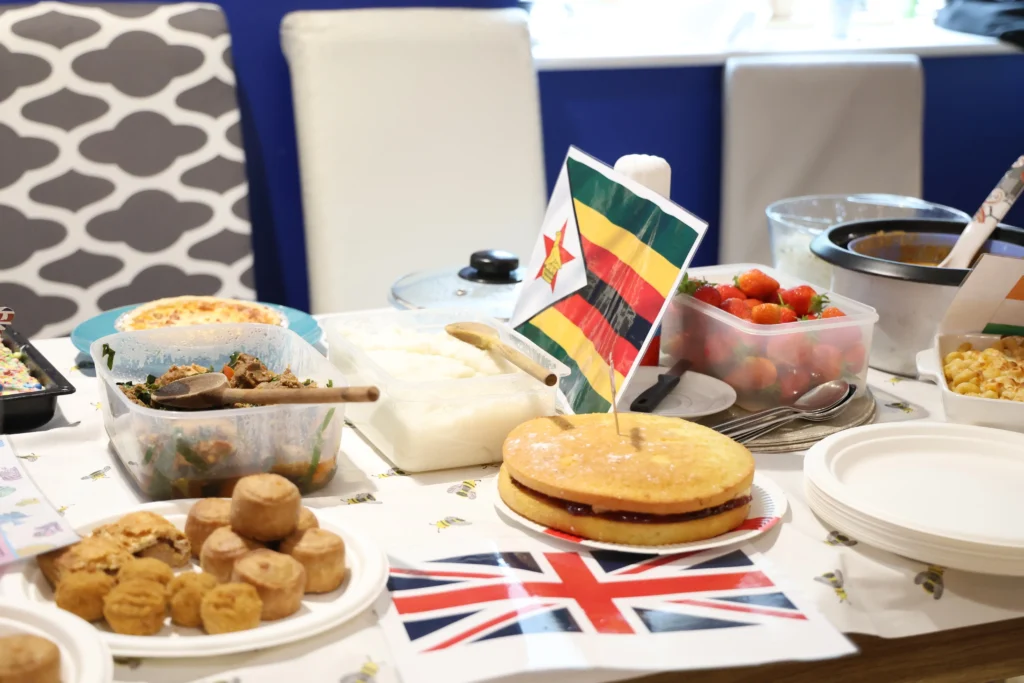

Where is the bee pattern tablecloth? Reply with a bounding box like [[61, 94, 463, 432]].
[[1, 337, 1024, 683]]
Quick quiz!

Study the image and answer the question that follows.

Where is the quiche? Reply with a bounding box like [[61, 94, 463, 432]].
[[115, 296, 284, 331]]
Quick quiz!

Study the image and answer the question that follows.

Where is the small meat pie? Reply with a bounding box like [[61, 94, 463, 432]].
[[185, 498, 232, 558], [230, 474, 301, 542], [200, 527, 265, 584], [280, 529, 345, 594], [230, 549, 305, 620]]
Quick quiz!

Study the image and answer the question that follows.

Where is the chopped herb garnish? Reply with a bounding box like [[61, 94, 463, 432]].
[[326, 379, 334, 388], [176, 439, 210, 471], [142, 445, 155, 465], [303, 378, 312, 386], [302, 408, 336, 485], [145, 374, 157, 385], [101, 343, 115, 370], [208, 365, 215, 372], [138, 390, 151, 405], [228, 351, 242, 366]]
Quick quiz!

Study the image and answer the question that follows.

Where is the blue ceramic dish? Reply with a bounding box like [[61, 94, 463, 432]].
[[70, 303, 322, 355]]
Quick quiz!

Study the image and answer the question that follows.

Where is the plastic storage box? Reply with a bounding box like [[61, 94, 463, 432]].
[[91, 324, 346, 500], [326, 309, 569, 472], [1, 327, 76, 433], [662, 263, 878, 412]]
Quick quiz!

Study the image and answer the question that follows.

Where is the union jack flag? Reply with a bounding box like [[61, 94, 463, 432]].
[[0, 308, 13, 330], [387, 549, 807, 652]]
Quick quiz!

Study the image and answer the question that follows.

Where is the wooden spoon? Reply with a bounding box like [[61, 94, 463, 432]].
[[445, 322, 557, 387], [151, 373, 379, 410]]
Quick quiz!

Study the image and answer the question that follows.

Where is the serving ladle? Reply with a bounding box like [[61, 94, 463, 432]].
[[939, 156, 1024, 269], [152, 372, 380, 410]]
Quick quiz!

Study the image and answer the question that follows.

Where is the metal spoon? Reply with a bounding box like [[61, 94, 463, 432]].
[[729, 384, 856, 444], [152, 372, 380, 410], [939, 156, 1024, 269], [715, 379, 851, 437]]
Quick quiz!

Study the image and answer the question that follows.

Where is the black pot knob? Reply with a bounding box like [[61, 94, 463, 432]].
[[458, 250, 521, 284]]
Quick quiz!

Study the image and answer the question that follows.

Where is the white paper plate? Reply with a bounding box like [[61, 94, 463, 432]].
[[494, 473, 787, 555], [0, 598, 113, 682], [0, 501, 389, 658], [618, 366, 737, 418], [805, 422, 1024, 548]]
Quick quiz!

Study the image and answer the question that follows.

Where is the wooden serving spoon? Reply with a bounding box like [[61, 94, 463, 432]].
[[445, 322, 558, 387], [151, 372, 380, 410]]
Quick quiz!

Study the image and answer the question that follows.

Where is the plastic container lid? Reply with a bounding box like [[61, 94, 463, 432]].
[[389, 250, 523, 321]]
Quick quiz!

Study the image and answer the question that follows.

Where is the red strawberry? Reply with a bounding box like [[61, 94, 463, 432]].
[[766, 334, 811, 367], [779, 307, 798, 323], [715, 283, 746, 301], [720, 298, 752, 320], [693, 284, 722, 308], [743, 298, 761, 310], [820, 306, 846, 319], [779, 285, 828, 317], [677, 273, 707, 295], [802, 313, 819, 321], [705, 332, 739, 369], [810, 344, 844, 381], [734, 269, 780, 300], [750, 303, 788, 325], [778, 366, 811, 405], [843, 343, 867, 374], [724, 357, 778, 393]]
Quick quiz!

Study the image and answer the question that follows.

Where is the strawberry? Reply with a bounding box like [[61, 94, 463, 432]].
[[820, 306, 846, 319], [779, 285, 828, 317], [778, 366, 811, 405], [693, 284, 722, 308], [720, 298, 752, 320], [766, 334, 811, 367], [677, 273, 707, 295], [724, 357, 778, 393], [843, 343, 867, 374], [743, 298, 761, 310], [734, 269, 780, 300], [810, 344, 844, 382], [750, 303, 788, 325], [715, 283, 746, 301], [704, 332, 739, 369], [802, 313, 819, 321], [779, 307, 798, 323]]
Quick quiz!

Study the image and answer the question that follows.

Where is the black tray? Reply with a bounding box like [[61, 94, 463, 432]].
[[1, 327, 76, 433]]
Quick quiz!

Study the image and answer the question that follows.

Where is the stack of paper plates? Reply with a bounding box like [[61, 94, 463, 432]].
[[804, 422, 1024, 576]]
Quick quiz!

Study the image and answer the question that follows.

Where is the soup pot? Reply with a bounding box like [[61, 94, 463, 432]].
[[810, 218, 1024, 376]]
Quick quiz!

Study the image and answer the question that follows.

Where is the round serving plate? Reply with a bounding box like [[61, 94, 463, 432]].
[[0, 501, 389, 658], [619, 366, 737, 419], [494, 473, 787, 556], [71, 303, 323, 355], [805, 422, 1024, 549], [0, 598, 113, 682]]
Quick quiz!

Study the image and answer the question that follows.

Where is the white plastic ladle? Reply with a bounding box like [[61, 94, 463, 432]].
[[939, 156, 1024, 269]]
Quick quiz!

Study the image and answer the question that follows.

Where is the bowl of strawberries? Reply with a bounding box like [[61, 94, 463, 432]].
[[662, 264, 878, 412]]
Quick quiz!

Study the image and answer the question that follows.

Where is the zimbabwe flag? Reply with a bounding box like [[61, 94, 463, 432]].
[[511, 148, 707, 414]]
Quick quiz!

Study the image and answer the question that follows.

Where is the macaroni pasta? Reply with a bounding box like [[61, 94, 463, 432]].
[[942, 337, 1024, 401]]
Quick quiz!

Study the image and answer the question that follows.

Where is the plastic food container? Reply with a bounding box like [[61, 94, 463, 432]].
[[661, 263, 878, 412], [1, 327, 76, 433], [916, 334, 1024, 433], [766, 194, 969, 289], [91, 324, 346, 500], [326, 309, 569, 472]]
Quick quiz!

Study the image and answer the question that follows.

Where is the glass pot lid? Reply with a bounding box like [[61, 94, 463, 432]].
[[389, 250, 523, 320]]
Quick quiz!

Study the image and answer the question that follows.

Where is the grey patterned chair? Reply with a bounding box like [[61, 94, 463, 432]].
[[0, 2, 254, 337]]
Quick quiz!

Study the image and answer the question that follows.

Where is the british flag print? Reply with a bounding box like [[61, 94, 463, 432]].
[[388, 548, 808, 652]]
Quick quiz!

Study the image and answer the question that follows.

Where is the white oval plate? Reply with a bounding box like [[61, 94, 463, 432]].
[[0, 598, 113, 682], [619, 366, 737, 419], [494, 473, 787, 555], [805, 422, 1024, 548], [0, 501, 389, 658]]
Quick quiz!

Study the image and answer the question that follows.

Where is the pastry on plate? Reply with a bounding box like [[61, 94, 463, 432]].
[[499, 413, 756, 546], [200, 583, 262, 634], [168, 572, 219, 628], [280, 528, 345, 594], [54, 569, 117, 622], [39, 536, 133, 586], [103, 579, 168, 636], [185, 498, 232, 558], [200, 527, 265, 583], [118, 557, 174, 586], [296, 506, 319, 534], [91, 511, 191, 568], [230, 474, 301, 542], [231, 549, 305, 620], [0, 633, 61, 683]]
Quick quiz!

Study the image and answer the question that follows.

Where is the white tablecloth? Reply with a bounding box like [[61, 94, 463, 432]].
[[5, 337, 1024, 683]]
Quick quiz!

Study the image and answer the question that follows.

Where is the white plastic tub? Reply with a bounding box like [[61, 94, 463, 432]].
[[326, 309, 568, 472]]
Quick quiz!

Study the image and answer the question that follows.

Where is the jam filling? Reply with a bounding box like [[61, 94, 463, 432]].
[[510, 476, 752, 524]]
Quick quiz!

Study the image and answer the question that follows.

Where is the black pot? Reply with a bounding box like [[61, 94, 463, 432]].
[[810, 218, 1024, 376]]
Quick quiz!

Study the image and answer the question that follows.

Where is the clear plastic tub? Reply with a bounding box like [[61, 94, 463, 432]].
[[325, 309, 569, 472], [91, 324, 346, 500], [766, 194, 969, 289], [661, 264, 878, 412]]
